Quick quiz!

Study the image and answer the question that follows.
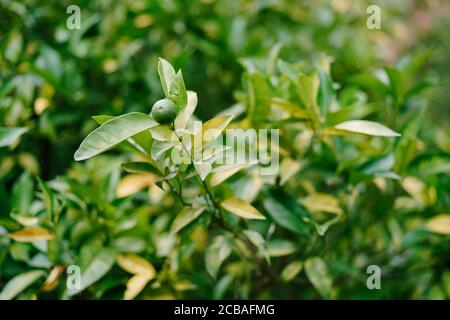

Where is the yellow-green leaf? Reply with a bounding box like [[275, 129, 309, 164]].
[[124, 273, 153, 300], [281, 260, 303, 282], [425, 214, 450, 235], [210, 164, 246, 187], [171, 206, 206, 234], [9, 226, 55, 242], [220, 197, 265, 220], [302, 193, 343, 215], [116, 254, 156, 276], [333, 120, 400, 137], [279, 157, 301, 185], [304, 257, 334, 299], [74, 112, 158, 161]]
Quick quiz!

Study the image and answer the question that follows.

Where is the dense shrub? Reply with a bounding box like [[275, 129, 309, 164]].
[[0, 0, 449, 299]]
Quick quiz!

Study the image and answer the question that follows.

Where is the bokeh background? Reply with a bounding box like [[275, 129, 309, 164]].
[[0, 0, 449, 299]]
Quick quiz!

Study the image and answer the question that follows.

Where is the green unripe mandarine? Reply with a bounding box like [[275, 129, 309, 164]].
[[151, 98, 178, 124]]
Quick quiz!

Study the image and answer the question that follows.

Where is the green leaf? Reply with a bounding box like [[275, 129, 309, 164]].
[[205, 235, 232, 279], [67, 249, 116, 296], [121, 162, 161, 176], [158, 58, 177, 98], [266, 43, 283, 75], [281, 260, 303, 282], [266, 239, 297, 257], [220, 197, 265, 220], [8, 226, 55, 242], [333, 120, 401, 137], [37, 176, 57, 224], [425, 214, 450, 235], [0, 127, 28, 148], [168, 70, 187, 109], [74, 112, 158, 161], [195, 114, 234, 147], [175, 91, 198, 130], [92, 115, 115, 125], [11, 172, 34, 215], [317, 67, 334, 115], [304, 257, 334, 299], [0, 270, 45, 300], [170, 206, 206, 234], [262, 189, 311, 235]]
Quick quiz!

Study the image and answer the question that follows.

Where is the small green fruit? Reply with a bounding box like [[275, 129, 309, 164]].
[[151, 98, 178, 124]]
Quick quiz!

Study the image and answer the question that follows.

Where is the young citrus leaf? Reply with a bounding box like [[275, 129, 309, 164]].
[[304, 257, 334, 299], [67, 249, 116, 296], [301, 193, 343, 215], [9, 226, 55, 242], [281, 260, 303, 282], [279, 157, 301, 185], [195, 114, 234, 148], [11, 214, 38, 227], [266, 42, 283, 75], [175, 90, 198, 130], [220, 197, 265, 220], [266, 239, 297, 257], [168, 70, 187, 109], [150, 125, 176, 142], [92, 115, 153, 155], [425, 214, 450, 235], [158, 57, 176, 98], [124, 273, 153, 300], [277, 59, 299, 83], [0, 270, 45, 300], [298, 73, 320, 124], [121, 162, 161, 176], [210, 164, 246, 187], [333, 120, 401, 137], [317, 67, 334, 115], [11, 172, 34, 215], [92, 115, 115, 125], [41, 266, 64, 292], [0, 127, 28, 148], [151, 141, 176, 160], [116, 254, 156, 276], [116, 173, 155, 198], [74, 112, 158, 161], [205, 235, 232, 279], [262, 189, 311, 235], [112, 236, 146, 253], [37, 176, 57, 224], [194, 162, 212, 181], [171, 206, 206, 234]]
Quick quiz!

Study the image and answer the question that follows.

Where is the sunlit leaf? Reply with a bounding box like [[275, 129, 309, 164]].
[[333, 120, 400, 137], [281, 260, 303, 282], [304, 257, 334, 299], [0, 127, 28, 148], [301, 193, 343, 215], [67, 249, 116, 296], [116, 173, 155, 198], [124, 273, 153, 300], [9, 227, 55, 242], [425, 215, 450, 235], [171, 206, 206, 234], [74, 112, 158, 161], [220, 197, 265, 220], [117, 254, 156, 276], [205, 235, 232, 279], [0, 270, 45, 300]]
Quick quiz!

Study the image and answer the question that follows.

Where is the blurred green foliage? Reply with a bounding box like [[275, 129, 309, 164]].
[[0, 0, 449, 300]]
